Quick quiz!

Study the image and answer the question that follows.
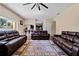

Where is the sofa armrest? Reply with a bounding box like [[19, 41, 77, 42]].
[[72, 45, 79, 56], [54, 34, 61, 37], [0, 41, 8, 56], [20, 35, 26, 37], [19, 35, 27, 40], [0, 41, 7, 45], [0, 42, 5, 45]]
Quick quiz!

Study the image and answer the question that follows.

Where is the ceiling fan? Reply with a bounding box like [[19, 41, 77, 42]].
[[23, 3, 48, 11]]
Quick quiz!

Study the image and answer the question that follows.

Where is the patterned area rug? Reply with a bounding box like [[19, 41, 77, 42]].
[[12, 40, 67, 56]]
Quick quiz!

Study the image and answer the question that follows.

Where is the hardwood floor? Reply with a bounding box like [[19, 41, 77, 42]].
[[12, 40, 67, 56]]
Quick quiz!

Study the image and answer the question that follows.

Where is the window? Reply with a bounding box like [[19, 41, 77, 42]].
[[0, 16, 16, 30]]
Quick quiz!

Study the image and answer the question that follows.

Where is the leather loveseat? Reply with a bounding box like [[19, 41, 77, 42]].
[[52, 31, 79, 56], [0, 30, 27, 56], [31, 31, 50, 40]]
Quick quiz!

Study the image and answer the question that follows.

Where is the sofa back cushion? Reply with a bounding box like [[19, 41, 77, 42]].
[[32, 31, 49, 36], [40, 31, 48, 36], [61, 31, 76, 42], [73, 36, 79, 44], [62, 31, 68, 35], [76, 32, 79, 38], [67, 32, 76, 36], [5, 31, 15, 40], [13, 31, 20, 38], [67, 32, 76, 42], [32, 31, 40, 35], [0, 31, 6, 41], [62, 31, 76, 35]]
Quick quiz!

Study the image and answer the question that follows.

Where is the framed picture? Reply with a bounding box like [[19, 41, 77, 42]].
[[20, 20, 23, 25]]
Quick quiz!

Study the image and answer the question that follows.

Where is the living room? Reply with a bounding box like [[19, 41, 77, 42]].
[[0, 1, 79, 57]]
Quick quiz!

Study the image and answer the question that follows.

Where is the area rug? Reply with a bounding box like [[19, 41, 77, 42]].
[[12, 40, 67, 56]]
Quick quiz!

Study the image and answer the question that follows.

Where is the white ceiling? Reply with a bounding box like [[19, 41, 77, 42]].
[[3, 3, 74, 20]]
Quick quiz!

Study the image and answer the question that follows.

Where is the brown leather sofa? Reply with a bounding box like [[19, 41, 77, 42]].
[[0, 30, 27, 56], [31, 31, 50, 40], [52, 31, 79, 56]]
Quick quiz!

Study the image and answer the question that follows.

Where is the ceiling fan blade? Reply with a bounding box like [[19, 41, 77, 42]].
[[23, 3, 32, 6], [31, 3, 36, 10], [37, 4, 40, 11], [38, 5, 40, 11], [40, 3, 48, 9], [38, 6, 40, 11]]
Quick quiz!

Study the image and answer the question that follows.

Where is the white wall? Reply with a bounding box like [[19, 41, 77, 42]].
[[43, 20, 47, 30], [24, 19, 36, 30], [55, 4, 79, 34], [46, 19, 56, 36], [0, 4, 25, 34]]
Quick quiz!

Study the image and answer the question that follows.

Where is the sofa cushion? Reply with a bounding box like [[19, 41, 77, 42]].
[[6, 36, 25, 46], [54, 36, 63, 44], [62, 40, 73, 50], [13, 31, 19, 36], [5, 31, 14, 40], [40, 31, 48, 35], [5, 31, 20, 40], [63, 44, 72, 55], [66, 36, 74, 42], [72, 45, 79, 55], [73, 36, 79, 44], [76, 32, 79, 38], [62, 31, 68, 35], [61, 35, 67, 39], [13, 31, 20, 39], [31, 31, 50, 40], [67, 32, 76, 36], [0, 40, 8, 45], [73, 43, 79, 47], [5, 36, 26, 55]]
